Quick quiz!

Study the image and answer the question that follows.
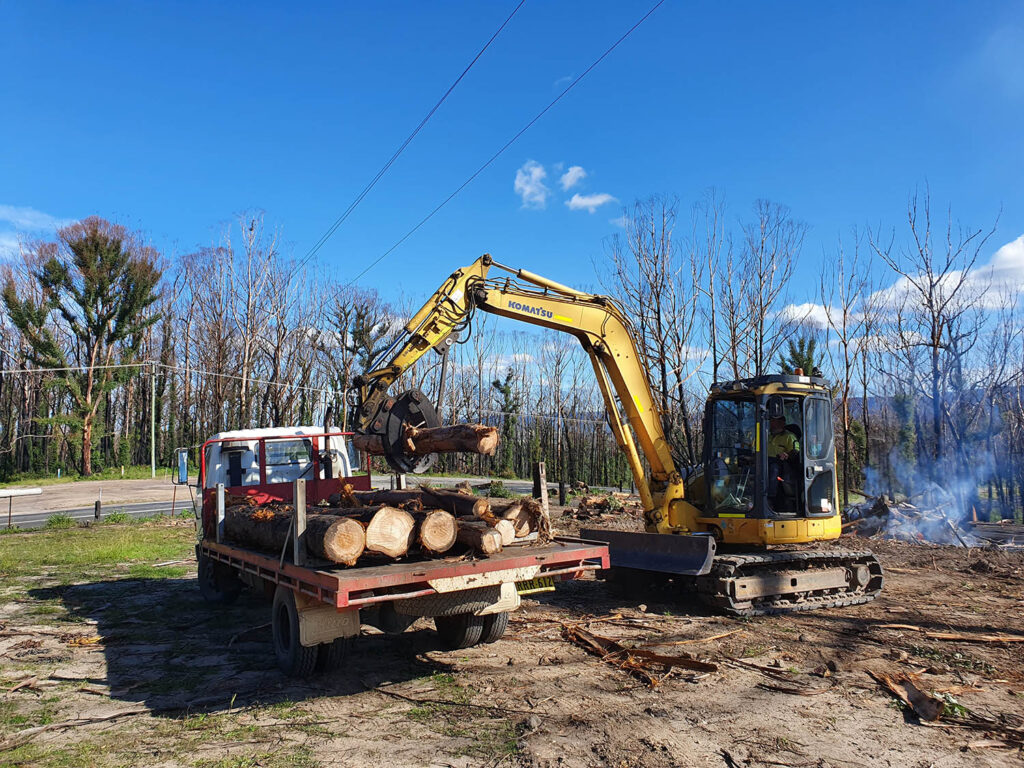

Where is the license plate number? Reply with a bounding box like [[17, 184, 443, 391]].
[[516, 576, 555, 595]]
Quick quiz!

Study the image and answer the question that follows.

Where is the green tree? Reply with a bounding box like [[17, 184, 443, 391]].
[[778, 336, 817, 374], [3, 218, 162, 475], [491, 367, 521, 478]]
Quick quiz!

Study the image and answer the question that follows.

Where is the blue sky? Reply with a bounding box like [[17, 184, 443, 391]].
[[2, 0, 1023, 305]]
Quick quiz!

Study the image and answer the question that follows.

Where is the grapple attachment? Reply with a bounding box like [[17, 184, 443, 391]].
[[373, 389, 440, 474]]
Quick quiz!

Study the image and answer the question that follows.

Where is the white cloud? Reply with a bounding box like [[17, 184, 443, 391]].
[[565, 192, 617, 214], [979, 233, 1024, 293], [0, 232, 21, 258], [559, 165, 587, 191], [514, 160, 549, 209], [868, 232, 1024, 311], [777, 302, 835, 329], [553, 74, 573, 89], [608, 215, 628, 228], [0, 204, 69, 231]]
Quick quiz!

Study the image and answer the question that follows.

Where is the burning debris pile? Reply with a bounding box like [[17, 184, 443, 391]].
[[845, 483, 980, 547]]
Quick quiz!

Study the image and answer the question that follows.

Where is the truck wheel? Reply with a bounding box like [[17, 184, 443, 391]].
[[315, 637, 351, 673], [197, 550, 241, 605], [434, 613, 485, 650], [480, 612, 509, 644], [272, 586, 318, 677]]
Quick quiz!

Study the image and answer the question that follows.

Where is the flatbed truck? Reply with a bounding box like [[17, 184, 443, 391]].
[[191, 427, 609, 676]]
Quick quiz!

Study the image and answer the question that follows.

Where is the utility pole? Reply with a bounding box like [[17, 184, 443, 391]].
[[150, 361, 157, 479]]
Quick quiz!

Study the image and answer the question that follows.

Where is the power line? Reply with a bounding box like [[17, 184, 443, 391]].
[[0, 360, 345, 397], [343, 0, 667, 288], [297, 0, 527, 271], [0, 362, 149, 375]]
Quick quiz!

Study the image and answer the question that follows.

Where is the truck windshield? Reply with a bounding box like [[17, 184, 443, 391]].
[[708, 398, 756, 513]]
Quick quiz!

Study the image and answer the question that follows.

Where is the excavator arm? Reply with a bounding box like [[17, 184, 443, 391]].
[[352, 253, 698, 534]]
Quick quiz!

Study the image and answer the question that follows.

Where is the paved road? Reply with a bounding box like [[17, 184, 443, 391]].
[[7, 499, 199, 529], [5, 475, 622, 530]]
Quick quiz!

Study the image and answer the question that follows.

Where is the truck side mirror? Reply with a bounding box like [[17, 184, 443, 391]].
[[174, 448, 189, 485], [766, 395, 784, 420]]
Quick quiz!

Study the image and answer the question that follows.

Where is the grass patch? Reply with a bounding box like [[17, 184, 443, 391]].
[[102, 511, 131, 524], [486, 480, 515, 499], [127, 563, 189, 579], [194, 747, 320, 768], [0, 523, 195, 579], [44, 513, 75, 530]]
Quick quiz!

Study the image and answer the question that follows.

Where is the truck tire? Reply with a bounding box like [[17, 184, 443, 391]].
[[394, 585, 501, 618], [315, 637, 351, 673], [480, 611, 509, 644], [434, 613, 485, 650], [197, 549, 241, 605], [272, 586, 318, 678]]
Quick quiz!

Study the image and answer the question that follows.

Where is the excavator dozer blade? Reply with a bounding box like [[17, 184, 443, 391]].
[[580, 529, 717, 576]]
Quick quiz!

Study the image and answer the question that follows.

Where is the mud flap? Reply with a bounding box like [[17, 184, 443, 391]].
[[580, 529, 716, 576]]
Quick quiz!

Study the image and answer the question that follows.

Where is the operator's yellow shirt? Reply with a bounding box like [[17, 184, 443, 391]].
[[767, 430, 798, 458]]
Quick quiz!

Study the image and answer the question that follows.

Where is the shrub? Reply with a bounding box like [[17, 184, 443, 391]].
[[44, 513, 75, 530]]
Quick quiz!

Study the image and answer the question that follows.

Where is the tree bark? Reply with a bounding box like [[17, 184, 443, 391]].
[[352, 424, 499, 457], [456, 520, 503, 555], [223, 506, 366, 566], [422, 487, 494, 521], [346, 489, 424, 510]]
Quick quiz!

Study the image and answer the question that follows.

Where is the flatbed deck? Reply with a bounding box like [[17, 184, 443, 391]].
[[202, 536, 609, 609]]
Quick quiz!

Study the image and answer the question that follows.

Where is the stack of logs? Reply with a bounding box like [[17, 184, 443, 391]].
[[223, 485, 550, 567]]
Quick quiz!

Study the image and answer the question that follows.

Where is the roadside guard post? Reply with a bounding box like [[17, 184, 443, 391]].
[[3, 487, 42, 528]]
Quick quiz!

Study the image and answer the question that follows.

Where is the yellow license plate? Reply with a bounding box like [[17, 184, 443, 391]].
[[516, 576, 555, 595]]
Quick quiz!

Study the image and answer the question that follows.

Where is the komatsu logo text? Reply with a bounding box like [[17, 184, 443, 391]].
[[509, 301, 553, 319]]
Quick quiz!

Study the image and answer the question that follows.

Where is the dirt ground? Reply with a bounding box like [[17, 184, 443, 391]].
[[1, 509, 1023, 767]]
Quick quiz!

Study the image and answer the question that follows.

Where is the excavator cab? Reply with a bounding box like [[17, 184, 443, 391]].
[[698, 374, 838, 533]]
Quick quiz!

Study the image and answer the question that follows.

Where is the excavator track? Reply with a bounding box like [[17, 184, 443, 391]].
[[694, 550, 884, 617]]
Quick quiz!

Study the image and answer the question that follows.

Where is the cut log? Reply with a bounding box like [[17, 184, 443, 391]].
[[456, 520, 503, 555], [352, 424, 499, 457], [307, 516, 366, 566], [350, 433, 386, 455], [492, 519, 516, 546], [422, 487, 494, 521], [339, 505, 416, 558], [496, 501, 531, 538], [403, 424, 498, 456], [417, 510, 458, 555], [223, 506, 365, 566], [365, 507, 416, 558]]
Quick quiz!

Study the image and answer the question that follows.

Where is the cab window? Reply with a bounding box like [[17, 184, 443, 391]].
[[708, 399, 756, 513], [804, 399, 833, 460]]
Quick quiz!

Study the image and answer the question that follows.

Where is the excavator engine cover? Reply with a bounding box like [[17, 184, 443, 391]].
[[376, 389, 440, 474]]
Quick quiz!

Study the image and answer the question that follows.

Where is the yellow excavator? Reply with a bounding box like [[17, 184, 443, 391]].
[[351, 254, 883, 615]]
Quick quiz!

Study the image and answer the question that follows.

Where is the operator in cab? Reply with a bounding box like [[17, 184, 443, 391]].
[[767, 416, 799, 512]]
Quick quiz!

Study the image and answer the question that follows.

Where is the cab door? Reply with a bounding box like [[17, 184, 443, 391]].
[[802, 396, 836, 517]]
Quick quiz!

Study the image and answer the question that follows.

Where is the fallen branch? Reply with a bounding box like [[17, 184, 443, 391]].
[[869, 670, 944, 720], [876, 624, 1024, 644], [642, 629, 743, 648], [562, 625, 717, 687]]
